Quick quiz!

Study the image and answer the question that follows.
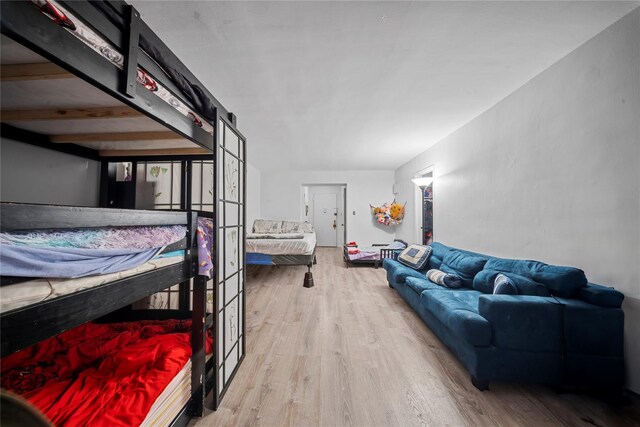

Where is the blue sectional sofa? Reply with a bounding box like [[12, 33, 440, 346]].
[[383, 242, 625, 391]]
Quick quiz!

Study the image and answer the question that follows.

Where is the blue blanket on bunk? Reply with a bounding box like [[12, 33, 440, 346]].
[[0, 245, 163, 278]]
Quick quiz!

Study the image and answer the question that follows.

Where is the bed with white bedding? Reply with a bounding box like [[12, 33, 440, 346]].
[[245, 220, 317, 287], [246, 232, 316, 256]]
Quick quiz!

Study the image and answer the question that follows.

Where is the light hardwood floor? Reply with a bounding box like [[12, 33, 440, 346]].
[[192, 247, 640, 427]]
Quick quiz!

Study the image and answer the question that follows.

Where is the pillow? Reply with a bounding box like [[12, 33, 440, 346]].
[[427, 269, 462, 288], [493, 274, 517, 295], [253, 219, 282, 234], [397, 244, 432, 270], [281, 221, 301, 233], [387, 241, 407, 250], [440, 251, 488, 288]]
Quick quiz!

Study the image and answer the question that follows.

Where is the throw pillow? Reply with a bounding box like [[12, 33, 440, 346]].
[[397, 244, 432, 270], [387, 241, 408, 250], [281, 221, 301, 233], [427, 269, 462, 288], [253, 219, 282, 234], [493, 274, 518, 295]]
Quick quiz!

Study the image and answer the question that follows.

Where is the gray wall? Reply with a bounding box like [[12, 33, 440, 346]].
[[395, 8, 640, 392], [1, 138, 101, 207]]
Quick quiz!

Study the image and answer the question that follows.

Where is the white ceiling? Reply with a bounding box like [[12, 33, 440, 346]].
[[130, 1, 639, 171]]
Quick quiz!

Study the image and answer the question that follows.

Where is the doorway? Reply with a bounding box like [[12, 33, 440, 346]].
[[301, 184, 346, 247]]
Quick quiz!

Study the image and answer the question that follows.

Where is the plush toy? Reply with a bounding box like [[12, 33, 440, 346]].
[[389, 201, 405, 221], [370, 200, 406, 226]]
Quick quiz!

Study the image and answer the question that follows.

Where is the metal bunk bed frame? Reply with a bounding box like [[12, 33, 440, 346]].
[[0, 0, 246, 421]]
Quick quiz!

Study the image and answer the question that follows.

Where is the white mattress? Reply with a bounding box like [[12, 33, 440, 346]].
[[141, 356, 192, 427], [246, 232, 316, 255], [0, 255, 184, 313], [141, 353, 212, 427]]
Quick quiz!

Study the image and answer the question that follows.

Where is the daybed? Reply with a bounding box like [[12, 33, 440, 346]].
[[246, 219, 317, 287], [343, 240, 407, 269], [383, 242, 625, 393]]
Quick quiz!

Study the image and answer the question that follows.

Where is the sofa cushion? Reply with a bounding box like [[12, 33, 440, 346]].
[[440, 251, 488, 288], [485, 258, 586, 297], [405, 276, 445, 295], [426, 242, 450, 270], [383, 259, 427, 287], [397, 244, 432, 270], [578, 283, 624, 308], [426, 269, 462, 288], [473, 269, 550, 296], [421, 290, 491, 347], [509, 274, 552, 296], [472, 269, 500, 294]]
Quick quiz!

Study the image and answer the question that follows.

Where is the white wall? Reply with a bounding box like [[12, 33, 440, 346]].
[[261, 170, 396, 245], [395, 9, 640, 392], [0, 138, 100, 207], [246, 162, 261, 228]]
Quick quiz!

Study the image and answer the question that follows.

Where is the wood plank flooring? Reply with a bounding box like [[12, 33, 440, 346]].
[[192, 247, 640, 427]]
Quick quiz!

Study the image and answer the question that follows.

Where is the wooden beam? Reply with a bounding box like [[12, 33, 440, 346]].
[[1, 62, 74, 81], [1, 106, 143, 121], [50, 131, 180, 143], [99, 148, 211, 157]]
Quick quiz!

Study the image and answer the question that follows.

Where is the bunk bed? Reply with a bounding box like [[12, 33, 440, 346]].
[[1, 0, 246, 424]]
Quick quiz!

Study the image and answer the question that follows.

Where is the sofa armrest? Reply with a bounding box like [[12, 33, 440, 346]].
[[383, 259, 426, 286], [478, 295, 563, 352], [578, 283, 624, 308]]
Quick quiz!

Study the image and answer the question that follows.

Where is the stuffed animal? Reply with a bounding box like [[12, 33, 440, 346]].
[[389, 201, 405, 221], [370, 200, 406, 226]]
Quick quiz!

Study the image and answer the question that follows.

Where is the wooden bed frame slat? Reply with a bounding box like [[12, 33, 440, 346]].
[[51, 131, 181, 143], [0, 62, 74, 81], [1, 106, 143, 121]]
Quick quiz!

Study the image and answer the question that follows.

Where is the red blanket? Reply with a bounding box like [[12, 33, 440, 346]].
[[1, 319, 212, 426]]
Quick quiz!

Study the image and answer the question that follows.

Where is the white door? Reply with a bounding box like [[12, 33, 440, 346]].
[[313, 193, 337, 246]]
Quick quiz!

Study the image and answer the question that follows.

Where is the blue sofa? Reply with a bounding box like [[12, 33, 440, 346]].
[[383, 242, 625, 391]]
